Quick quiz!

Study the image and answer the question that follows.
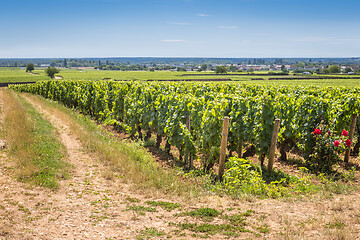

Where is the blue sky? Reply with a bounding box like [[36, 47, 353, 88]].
[[1, 0, 359, 58]]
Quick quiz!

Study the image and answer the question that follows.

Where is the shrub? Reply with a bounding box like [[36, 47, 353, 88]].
[[45, 67, 60, 79], [307, 125, 350, 173], [222, 158, 314, 198]]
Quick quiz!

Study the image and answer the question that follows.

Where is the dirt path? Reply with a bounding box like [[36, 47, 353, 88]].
[[0, 93, 189, 239], [1, 91, 360, 239]]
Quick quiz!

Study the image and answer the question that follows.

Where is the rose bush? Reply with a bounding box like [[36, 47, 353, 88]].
[[308, 125, 351, 173]]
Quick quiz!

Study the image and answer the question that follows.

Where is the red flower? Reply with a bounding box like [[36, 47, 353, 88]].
[[342, 129, 348, 137], [314, 128, 321, 135], [334, 140, 340, 147], [345, 139, 351, 147], [328, 131, 331, 135]]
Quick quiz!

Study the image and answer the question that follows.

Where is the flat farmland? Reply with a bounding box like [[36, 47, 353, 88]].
[[2, 67, 360, 87], [0, 67, 47, 83]]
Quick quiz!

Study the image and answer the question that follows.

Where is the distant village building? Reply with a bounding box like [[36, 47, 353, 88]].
[[243, 65, 269, 71], [70, 67, 95, 70]]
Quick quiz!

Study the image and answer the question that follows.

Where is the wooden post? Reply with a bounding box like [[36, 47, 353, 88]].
[[186, 115, 191, 135], [123, 95, 126, 122], [186, 115, 193, 169], [165, 140, 171, 155], [237, 140, 243, 158], [344, 114, 357, 163], [144, 129, 152, 141], [218, 116, 230, 179], [137, 125, 143, 140], [267, 119, 280, 172], [156, 133, 162, 148]]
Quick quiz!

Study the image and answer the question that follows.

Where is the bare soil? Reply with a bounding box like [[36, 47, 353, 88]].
[[1, 92, 360, 239]]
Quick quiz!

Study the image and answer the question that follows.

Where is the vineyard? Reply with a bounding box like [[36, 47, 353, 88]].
[[10, 80, 360, 178], [5, 79, 360, 238]]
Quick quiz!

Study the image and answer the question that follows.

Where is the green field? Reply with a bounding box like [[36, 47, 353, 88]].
[[0, 67, 48, 83], [1, 67, 360, 87]]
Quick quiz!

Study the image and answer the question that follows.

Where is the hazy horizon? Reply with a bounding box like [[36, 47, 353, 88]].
[[1, 57, 359, 60]]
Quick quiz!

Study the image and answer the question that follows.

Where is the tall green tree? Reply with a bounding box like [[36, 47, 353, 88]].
[[26, 63, 35, 72], [281, 65, 289, 73], [343, 67, 352, 73], [45, 67, 60, 79], [329, 65, 340, 73], [200, 63, 207, 71], [229, 65, 237, 72], [322, 68, 330, 74], [215, 66, 227, 74]]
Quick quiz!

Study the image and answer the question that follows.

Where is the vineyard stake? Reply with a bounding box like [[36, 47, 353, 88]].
[[186, 115, 193, 169], [238, 139, 243, 158], [218, 116, 230, 179], [344, 114, 357, 163], [123, 95, 126, 122], [267, 119, 280, 172]]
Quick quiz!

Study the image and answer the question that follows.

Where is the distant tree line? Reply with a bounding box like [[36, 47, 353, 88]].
[[293, 65, 359, 74], [2, 57, 360, 68], [50, 59, 99, 68], [96, 64, 177, 71]]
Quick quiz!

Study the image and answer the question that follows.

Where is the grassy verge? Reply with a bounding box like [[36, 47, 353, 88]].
[[2, 89, 69, 189], [22, 93, 201, 200], [179, 156, 358, 200]]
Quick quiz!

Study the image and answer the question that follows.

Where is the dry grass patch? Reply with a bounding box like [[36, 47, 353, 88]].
[[2, 90, 69, 189]]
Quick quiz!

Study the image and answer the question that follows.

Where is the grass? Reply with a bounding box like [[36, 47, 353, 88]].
[[125, 197, 141, 203], [89, 212, 109, 223], [208, 157, 321, 199], [171, 208, 263, 238], [180, 208, 221, 219], [325, 220, 346, 229], [221, 210, 255, 225], [0, 67, 48, 83], [136, 227, 166, 240], [2, 89, 70, 189], [145, 200, 181, 211], [125, 205, 157, 215], [277, 210, 359, 239], [177, 222, 250, 236]]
